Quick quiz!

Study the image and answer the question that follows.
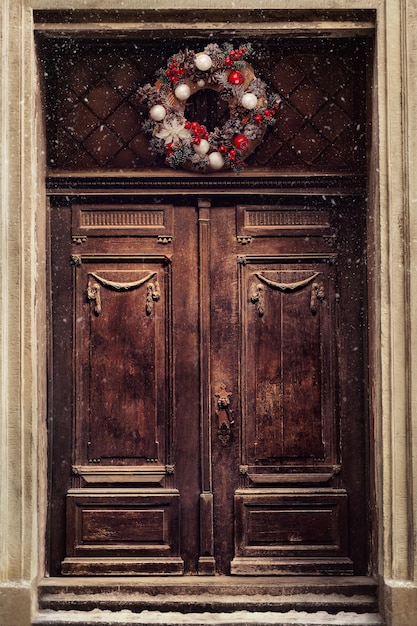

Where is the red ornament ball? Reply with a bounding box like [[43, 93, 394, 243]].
[[233, 134, 250, 151], [228, 70, 244, 85]]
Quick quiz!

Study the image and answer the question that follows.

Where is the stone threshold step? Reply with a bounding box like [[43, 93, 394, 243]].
[[39, 591, 378, 614], [38, 576, 379, 598], [32, 609, 385, 626]]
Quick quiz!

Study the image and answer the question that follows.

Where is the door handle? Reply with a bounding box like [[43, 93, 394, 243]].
[[214, 383, 234, 446]]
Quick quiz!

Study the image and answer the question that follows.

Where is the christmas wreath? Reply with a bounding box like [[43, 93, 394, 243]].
[[138, 43, 280, 173]]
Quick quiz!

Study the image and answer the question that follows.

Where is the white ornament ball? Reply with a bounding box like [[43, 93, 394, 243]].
[[174, 84, 191, 101], [195, 54, 213, 72], [149, 105, 167, 121], [241, 92, 258, 110], [197, 79, 206, 88], [193, 139, 210, 156], [208, 151, 225, 170]]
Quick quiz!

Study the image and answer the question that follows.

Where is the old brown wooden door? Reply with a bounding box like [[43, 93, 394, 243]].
[[48, 193, 368, 577]]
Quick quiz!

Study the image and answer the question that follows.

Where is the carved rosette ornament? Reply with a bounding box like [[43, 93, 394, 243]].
[[137, 43, 280, 173], [87, 272, 161, 316]]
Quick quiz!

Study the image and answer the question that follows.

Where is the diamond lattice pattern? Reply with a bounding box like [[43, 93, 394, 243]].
[[43, 40, 366, 172], [253, 48, 365, 170]]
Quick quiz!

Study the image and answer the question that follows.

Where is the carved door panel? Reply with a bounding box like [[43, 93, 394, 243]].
[[49, 201, 186, 575], [48, 197, 368, 576], [208, 200, 367, 576], [232, 259, 346, 574]]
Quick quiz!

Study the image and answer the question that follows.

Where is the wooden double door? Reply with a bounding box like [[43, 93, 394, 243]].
[[49, 193, 368, 577]]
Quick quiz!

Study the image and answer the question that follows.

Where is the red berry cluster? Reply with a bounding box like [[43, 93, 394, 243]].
[[253, 100, 280, 124], [164, 142, 175, 160], [224, 46, 247, 67], [184, 121, 209, 145], [218, 144, 245, 167], [165, 57, 185, 83]]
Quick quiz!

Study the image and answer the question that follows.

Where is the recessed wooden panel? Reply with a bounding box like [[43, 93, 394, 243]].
[[62, 489, 184, 575], [246, 507, 338, 548], [72, 204, 173, 238], [231, 490, 352, 575], [82, 509, 165, 544], [240, 257, 336, 468], [237, 205, 331, 238], [73, 256, 172, 466]]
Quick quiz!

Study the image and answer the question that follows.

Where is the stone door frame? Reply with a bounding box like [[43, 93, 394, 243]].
[[1, 4, 417, 625]]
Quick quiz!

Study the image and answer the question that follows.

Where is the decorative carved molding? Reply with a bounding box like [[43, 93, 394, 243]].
[[72, 235, 87, 244], [158, 234, 173, 244], [72, 465, 167, 484], [237, 235, 252, 245], [72, 205, 174, 240], [245, 209, 330, 228], [72, 254, 172, 265], [86, 271, 160, 316], [250, 283, 265, 317], [88, 271, 157, 292], [70, 254, 82, 266], [250, 271, 322, 317], [323, 234, 337, 245], [81, 209, 165, 228], [254, 271, 321, 293], [197, 199, 215, 569], [247, 473, 334, 485], [310, 281, 325, 315], [47, 174, 366, 194], [146, 280, 161, 316], [87, 278, 101, 316], [238, 254, 336, 265]]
